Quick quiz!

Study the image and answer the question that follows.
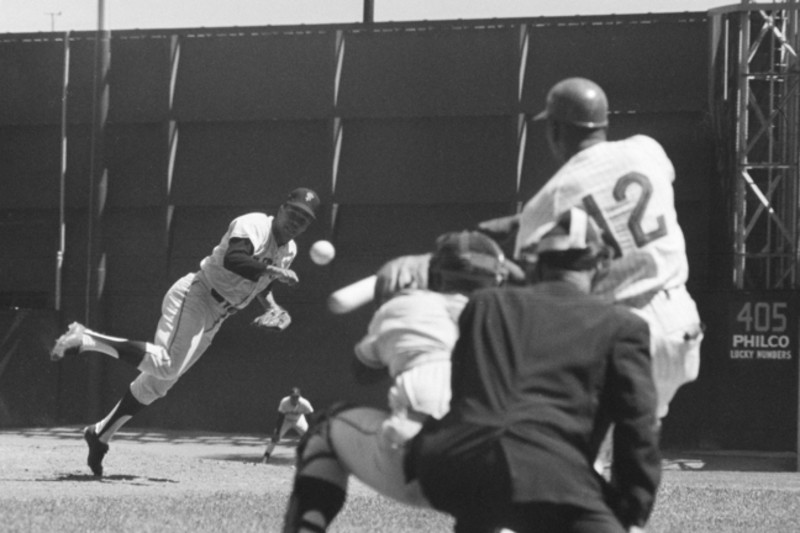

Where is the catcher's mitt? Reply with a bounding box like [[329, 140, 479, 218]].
[[252, 305, 292, 331]]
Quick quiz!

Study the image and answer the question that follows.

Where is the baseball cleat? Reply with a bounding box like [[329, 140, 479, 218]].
[[50, 322, 86, 361], [83, 426, 109, 477]]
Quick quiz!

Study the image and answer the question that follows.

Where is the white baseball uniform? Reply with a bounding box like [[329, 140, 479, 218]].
[[276, 395, 314, 435], [320, 289, 468, 507], [131, 213, 297, 404], [355, 289, 467, 420], [515, 135, 703, 418]]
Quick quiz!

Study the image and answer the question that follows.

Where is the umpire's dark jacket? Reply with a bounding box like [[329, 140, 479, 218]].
[[408, 281, 661, 529]]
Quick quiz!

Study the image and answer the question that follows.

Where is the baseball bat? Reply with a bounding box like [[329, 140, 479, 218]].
[[327, 275, 376, 314]]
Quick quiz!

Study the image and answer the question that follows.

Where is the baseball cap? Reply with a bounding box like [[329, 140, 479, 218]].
[[285, 188, 320, 219]]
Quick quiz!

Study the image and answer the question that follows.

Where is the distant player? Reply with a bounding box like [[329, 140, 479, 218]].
[[515, 77, 704, 422], [263, 387, 314, 463], [281, 231, 507, 533], [50, 187, 320, 477]]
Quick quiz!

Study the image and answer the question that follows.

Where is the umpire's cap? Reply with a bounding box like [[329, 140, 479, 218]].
[[533, 77, 609, 128], [519, 207, 614, 271], [285, 188, 320, 219]]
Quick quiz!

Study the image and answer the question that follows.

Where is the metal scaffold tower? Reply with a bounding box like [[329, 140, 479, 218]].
[[710, 1, 800, 289]]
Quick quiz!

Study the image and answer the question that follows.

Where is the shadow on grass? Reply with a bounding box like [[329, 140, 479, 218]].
[[211, 453, 294, 465], [36, 473, 180, 484], [662, 450, 796, 472], [2, 426, 271, 448]]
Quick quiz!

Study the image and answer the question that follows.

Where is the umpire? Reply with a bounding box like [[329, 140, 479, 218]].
[[407, 207, 661, 533]]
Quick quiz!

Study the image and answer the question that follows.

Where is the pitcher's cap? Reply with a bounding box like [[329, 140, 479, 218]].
[[285, 188, 320, 219]]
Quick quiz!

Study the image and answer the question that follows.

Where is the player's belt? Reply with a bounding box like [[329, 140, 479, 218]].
[[405, 406, 430, 424], [211, 288, 237, 312]]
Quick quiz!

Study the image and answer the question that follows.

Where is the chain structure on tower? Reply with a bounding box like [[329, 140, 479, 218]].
[[710, 1, 800, 289]]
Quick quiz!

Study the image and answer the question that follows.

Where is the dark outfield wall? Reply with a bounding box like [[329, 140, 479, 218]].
[[0, 13, 756, 451]]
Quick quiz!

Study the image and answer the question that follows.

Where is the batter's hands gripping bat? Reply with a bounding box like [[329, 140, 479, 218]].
[[327, 253, 432, 314], [252, 305, 292, 331]]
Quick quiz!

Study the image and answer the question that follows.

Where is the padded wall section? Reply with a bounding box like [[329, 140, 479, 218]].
[[64, 34, 104, 125], [518, 117, 561, 202], [335, 117, 517, 204], [0, 210, 57, 299], [330, 203, 515, 281], [55, 209, 98, 324], [101, 207, 169, 336], [108, 35, 171, 123], [63, 124, 93, 209], [522, 15, 708, 114], [106, 123, 169, 207], [172, 30, 336, 121], [0, 125, 62, 208], [170, 121, 332, 206], [338, 24, 518, 118], [0, 37, 65, 125], [64, 123, 167, 209], [0, 309, 61, 427]]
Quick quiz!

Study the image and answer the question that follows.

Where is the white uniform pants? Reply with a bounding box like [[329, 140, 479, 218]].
[[388, 360, 451, 420], [329, 406, 431, 507], [266, 415, 310, 456], [322, 361, 451, 506], [131, 272, 231, 405], [629, 284, 704, 418]]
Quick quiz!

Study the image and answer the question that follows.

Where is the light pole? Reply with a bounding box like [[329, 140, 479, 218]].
[[45, 11, 61, 32]]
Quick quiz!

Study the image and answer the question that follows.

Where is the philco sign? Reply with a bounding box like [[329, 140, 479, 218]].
[[730, 299, 794, 361]]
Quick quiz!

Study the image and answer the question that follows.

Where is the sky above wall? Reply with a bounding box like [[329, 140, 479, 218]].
[[1, 0, 737, 33]]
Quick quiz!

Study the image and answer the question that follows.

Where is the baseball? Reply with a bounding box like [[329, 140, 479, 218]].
[[309, 240, 336, 265]]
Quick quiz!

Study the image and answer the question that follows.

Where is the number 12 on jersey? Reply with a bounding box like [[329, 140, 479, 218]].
[[582, 171, 668, 257]]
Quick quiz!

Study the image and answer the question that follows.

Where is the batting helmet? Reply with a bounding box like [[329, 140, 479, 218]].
[[428, 231, 506, 292], [533, 77, 609, 128]]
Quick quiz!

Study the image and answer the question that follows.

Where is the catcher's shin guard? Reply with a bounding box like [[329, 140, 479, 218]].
[[282, 477, 346, 533], [282, 403, 354, 533], [294, 402, 355, 471]]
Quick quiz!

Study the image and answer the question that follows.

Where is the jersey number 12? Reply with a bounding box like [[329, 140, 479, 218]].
[[582, 171, 667, 257]]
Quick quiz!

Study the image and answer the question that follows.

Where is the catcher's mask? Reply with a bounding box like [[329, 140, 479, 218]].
[[428, 231, 506, 293]]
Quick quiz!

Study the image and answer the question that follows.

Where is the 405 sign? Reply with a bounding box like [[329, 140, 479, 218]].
[[730, 294, 796, 361]]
